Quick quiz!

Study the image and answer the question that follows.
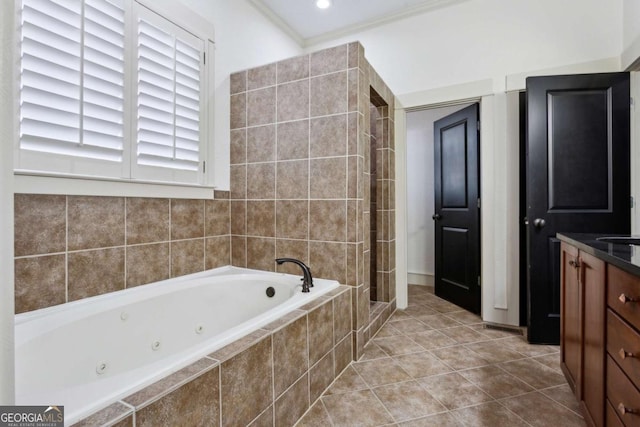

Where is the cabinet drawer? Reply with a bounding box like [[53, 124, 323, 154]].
[[607, 400, 625, 427], [608, 309, 640, 387], [608, 265, 640, 331], [607, 356, 640, 426]]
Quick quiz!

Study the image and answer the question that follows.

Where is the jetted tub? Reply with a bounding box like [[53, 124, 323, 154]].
[[15, 266, 340, 425]]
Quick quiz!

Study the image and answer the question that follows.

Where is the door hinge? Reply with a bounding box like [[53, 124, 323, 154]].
[[477, 198, 481, 209], [477, 276, 481, 287], [202, 161, 206, 173], [632, 196, 635, 208], [203, 52, 206, 65], [477, 121, 481, 131], [631, 97, 634, 107]]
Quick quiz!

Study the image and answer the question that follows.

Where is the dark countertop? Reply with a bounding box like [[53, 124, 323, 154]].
[[557, 233, 640, 277]]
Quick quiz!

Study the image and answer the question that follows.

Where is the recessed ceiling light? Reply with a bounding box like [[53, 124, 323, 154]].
[[316, 0, 332, 9]]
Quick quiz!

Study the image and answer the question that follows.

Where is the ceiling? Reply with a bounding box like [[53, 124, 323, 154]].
[[250, 0, 470, 46]]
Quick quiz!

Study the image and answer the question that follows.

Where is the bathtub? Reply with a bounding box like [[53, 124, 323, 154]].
[[15, 266, 340, 425]]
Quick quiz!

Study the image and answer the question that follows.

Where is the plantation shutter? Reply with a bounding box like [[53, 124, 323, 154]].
[[19, 0, 125, 174], [135, 5, 203, 183]]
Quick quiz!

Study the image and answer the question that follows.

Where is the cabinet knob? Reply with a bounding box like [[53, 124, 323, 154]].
[[568, 259, 581, 269], [619, 348, 636, 360], [618, 402, 637, 415], [619, 293, 638, 304]]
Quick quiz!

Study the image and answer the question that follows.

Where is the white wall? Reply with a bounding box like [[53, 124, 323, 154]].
[[406, 105, 470, 281], [623, 0, 640, 68], [308, 0, 622, 96], [174, 0, 304, 190]]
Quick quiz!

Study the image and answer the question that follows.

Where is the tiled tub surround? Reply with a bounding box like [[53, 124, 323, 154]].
[[70, 285, 352, 427], [13, 191, 230, 314], [230, 42, 397, 359], [16, 266, 339, 423]]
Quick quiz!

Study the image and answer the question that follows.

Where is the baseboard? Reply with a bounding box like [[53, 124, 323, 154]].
[[407, 273, 434, 286]]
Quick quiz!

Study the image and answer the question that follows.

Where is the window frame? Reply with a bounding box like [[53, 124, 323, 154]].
[[13, 0, 216, 198]]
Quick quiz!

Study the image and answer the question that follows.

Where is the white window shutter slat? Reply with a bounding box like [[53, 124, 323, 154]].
[[135, 8, 203, 178], [19, 0, 125, 172]]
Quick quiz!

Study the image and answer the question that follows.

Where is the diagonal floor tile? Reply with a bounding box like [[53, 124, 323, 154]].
[[498, 336, 559, 357], [458, 365, 534, 399], [389, 318, 433, 334], [375, 323, 403, 338], [360, 342, 391, 361], [445, 310, 483, 325], [408, 330, 457, 350], [322, 389, 394, 426], [498, 358, 566, 390], [414, 314, 461, 329], [467, 324, 524, 339], [500, 391, 586, 426], [295, 401, 333, 426], [393, 352, 453, 379], [325, 365, 370, 395], [451, 401, 529, 427], [463, 340, 526, 363], [540, 384, 582, 415], [398, 412, 464, 426], [532, 352, 562, 372], [426, 300, 462, 313], [429, 345, 491, 370], [373, 380, 446, 422], [417, 372, 493, 410], [440, 326, 491, 344], [374, 335, 426, 356], [352, 358, 412, 387]]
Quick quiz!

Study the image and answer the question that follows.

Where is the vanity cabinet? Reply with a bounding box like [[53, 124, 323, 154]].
[[560, 236, 640, 427]]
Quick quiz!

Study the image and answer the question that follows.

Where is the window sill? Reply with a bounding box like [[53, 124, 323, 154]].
[[14, 171, 217, 199]]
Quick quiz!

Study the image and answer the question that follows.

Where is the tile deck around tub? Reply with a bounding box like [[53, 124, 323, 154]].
[[296, 285, 585, 427]]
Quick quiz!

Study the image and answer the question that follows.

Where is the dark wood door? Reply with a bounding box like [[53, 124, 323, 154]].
[[433, 104, 480, 314], [527, 72, 630, 344]]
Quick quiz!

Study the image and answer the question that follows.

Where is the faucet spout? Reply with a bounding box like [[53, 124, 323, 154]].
[[275, 258, 314, 292]]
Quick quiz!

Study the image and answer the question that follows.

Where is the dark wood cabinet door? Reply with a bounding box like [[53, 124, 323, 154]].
[[560, 242, 581, 396], [580, 251, 605, 427]]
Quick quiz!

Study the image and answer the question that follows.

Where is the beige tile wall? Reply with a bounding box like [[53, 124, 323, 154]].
[[230, 42, 396, 360], [14, 191, 231, 314]]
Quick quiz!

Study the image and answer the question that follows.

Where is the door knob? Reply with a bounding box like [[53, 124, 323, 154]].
[[432, 214, 442, 221], [533, 218, 546, 228]]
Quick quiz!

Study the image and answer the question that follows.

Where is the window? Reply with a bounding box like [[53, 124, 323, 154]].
[[17, 0, 212, 186]]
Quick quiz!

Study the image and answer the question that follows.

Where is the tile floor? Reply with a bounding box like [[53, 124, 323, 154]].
[[296, 285, 585, 427]]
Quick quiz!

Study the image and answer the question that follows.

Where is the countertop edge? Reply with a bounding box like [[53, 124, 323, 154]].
[[557, 233, 640, 277]]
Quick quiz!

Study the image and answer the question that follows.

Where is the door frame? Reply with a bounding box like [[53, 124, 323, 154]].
[[401, 96, 483, 311], [396, 80, 523, 326]]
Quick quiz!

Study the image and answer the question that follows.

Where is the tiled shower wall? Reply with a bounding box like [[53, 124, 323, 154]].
[[13, 191, 230, 314], [229, 42, 396, 359]]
